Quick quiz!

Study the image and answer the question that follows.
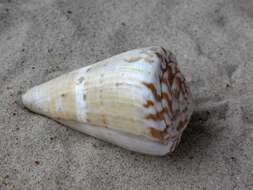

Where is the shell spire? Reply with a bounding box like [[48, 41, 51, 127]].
[[22, 47, 193, 156]]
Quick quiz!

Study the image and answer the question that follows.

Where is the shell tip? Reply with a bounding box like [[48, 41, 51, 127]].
[[22, 90, 31, 109]]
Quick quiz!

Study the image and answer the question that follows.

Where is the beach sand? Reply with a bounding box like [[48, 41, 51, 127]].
[[0, 0, 253, 189]]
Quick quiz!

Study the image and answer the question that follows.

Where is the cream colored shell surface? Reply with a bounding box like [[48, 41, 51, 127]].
[[22, 47, 193, 155]]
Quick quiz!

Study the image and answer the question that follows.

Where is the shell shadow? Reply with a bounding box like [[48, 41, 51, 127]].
[[168, 104, 225, 160], [170, 111, 211, 159]]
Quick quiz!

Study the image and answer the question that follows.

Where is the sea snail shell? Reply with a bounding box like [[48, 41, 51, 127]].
[[22, 47, 193, 156]]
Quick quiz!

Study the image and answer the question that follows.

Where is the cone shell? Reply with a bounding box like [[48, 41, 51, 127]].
[[22, 47, 193, 155]]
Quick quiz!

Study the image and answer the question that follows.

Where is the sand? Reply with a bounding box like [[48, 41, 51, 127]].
[[0, 0, 253, 189]]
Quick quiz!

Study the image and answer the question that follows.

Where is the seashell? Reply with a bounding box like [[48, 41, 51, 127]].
[[22, 47, 193, 156]]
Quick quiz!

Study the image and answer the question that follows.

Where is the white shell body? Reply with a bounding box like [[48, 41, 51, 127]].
[[22, 47, 193, 156]]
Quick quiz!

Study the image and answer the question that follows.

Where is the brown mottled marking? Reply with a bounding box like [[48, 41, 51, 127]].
[[173, 76, 183, 99], [160, 77, 167, 84], [166, 65, 174, 85], [182, 106, 188, 113], [175, 75, 182, 87], [181, 82, 186, 95], [143, 47, 192, 138], [142, 82, 162, 101], [155, 52, 166, 70], [172, 109, 181, 120], [145, 108, 168, 121], [177, 120, 187, 131], [181, 81, 188, 96], [161, 47, 167, 55], [143, 100, 154, 108], [155, 52, 163, 60], [164, 130, 177, 139], [165, 56, 170, 67], [146, 114, 161, 121], [149, 128, 164, 140], [125, 56, 142, 62], [174, 66, 180, 74], [161, 92, 172, 108], [155, 48, 178, 87]]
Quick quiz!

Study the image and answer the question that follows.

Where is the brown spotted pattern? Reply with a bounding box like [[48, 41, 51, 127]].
[[143, 47, 193, 143]]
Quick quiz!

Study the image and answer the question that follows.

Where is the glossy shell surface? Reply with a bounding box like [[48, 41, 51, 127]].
[[22, 47, 193, 155]]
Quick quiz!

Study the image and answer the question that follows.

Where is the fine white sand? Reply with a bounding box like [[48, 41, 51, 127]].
[[0, 0, 253, 189]]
